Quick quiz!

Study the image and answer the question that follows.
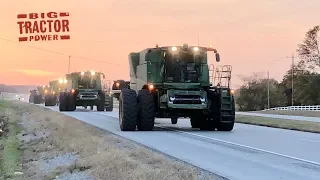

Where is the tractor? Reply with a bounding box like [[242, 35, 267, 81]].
[[58, 70, 113, 111], [118, 43, 235, 131]]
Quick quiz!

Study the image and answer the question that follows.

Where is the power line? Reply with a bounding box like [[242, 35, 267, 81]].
[[0, 37, 125, 67]]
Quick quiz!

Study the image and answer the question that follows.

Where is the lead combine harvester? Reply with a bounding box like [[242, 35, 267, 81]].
[[118, 43, 235, 131], [58, 71, 113, 111]]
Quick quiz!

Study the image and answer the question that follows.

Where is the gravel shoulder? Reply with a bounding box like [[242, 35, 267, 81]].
[[236, 114, 320, 134], [0, 100, 220, 180]]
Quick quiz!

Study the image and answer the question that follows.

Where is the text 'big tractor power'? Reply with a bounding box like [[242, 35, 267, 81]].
[[118, 43, 235, 131], [58, 71, 113, 111]]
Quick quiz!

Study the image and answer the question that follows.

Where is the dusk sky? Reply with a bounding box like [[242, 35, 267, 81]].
[[0, 0, 319, 88]]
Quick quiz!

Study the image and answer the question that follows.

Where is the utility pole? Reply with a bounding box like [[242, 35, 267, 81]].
[[68, 56, 71, 73], [267, 70, 270, 109], [287, 53, 295, 106], [197, 32, 200, 46]]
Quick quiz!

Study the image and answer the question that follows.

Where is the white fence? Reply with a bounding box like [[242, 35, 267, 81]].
[[265, 105, 320, 111]]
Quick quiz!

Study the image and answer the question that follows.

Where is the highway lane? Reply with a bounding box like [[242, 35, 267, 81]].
[[40, 105, 320, 180], [236, 112, 320, 123]]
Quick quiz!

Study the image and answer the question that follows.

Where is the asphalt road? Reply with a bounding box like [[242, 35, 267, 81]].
[[236, 112, 320, 123], [36, 104, 320, 180]]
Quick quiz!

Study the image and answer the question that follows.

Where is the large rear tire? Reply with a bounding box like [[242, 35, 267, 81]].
[[137, 89, 155, 131], [119, 89, 137, 131]]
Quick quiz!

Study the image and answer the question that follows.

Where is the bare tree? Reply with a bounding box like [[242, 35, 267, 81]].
[[296, 25, 320, 72]]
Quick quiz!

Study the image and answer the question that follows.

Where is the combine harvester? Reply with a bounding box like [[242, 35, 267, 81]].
[[111, 79, 130, 101], [29, 85, 49, 104], [44, 79, 68, 106], [58, 70, 113, 111], [117, 43, 235, 131]]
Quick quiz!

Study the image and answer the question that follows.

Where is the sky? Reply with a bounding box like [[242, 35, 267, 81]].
[[0, 0, 319, 88]]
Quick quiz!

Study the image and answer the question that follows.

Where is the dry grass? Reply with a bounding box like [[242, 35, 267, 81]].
[[254, 110, 320, 117], [236, 115, 320, 133], [5, 100, 217, 180]]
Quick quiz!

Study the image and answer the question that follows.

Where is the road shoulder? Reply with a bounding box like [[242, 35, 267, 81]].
[[0, 100, 220, 180]]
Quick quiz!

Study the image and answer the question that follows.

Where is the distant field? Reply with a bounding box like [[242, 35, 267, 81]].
[[254, 110, 320, 118], [236, 114, 320, 133]]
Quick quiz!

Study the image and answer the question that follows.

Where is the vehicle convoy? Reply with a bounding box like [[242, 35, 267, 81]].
[[111, 79, 130, 101], [58, 70, 113, 111], [118, 43, 235, 131]]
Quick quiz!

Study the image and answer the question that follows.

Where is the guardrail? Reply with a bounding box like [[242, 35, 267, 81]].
[[264, 105, 320, 111]]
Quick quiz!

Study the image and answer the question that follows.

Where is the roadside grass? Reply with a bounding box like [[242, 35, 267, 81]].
[[254, 110, 320, 118], [0, 100, 23, 179], [236, 115, 320, 133]]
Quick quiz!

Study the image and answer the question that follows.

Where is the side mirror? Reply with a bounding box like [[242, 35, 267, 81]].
[[215, 53, 220, 62]]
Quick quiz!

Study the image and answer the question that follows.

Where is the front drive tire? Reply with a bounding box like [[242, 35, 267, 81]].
[[59, 93, 68, 111], [137, 89, 155, 131], [119, 89, 137, 131], [97, 93, 105, 111]]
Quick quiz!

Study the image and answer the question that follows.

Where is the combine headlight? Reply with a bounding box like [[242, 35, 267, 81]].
[[230, 89, 235, 94], [169, 97, 175, 101], [193, 47, 199, 52], [91, 71, 95, 75], [171, 46, 177, 51], [116, 82, 120, 88], [59, 79, 63, 84], [81, 72, 85, 75], [200, 97, 206, 103], [63, 79, 68, 84], [148, 84, 154, 91]]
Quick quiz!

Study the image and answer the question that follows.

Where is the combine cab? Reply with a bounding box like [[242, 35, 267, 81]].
[[117, 43, 235, 131], [111, 80, 130, 101], [59, 71, 113, 111]]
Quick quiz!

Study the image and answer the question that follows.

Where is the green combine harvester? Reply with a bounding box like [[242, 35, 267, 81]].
[[29, 89, 42, 104], [118, 43, 235, 131], [58, 70, 113, 111], [44, 79, 67, 106], [29, 85, 49, 104], [111, 79, 130, 101]]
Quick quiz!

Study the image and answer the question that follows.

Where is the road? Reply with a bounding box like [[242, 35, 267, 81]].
[[236, 112, 320, 123], [36, 104, 320, 180]]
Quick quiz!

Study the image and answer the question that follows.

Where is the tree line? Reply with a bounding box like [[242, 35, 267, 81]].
[[235, 25, 320, 111]]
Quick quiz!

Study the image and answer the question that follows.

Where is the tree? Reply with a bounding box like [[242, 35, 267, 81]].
[[279, 67, 320, 105], [236, 73, 286, 111], [296, 25, 320, 72]]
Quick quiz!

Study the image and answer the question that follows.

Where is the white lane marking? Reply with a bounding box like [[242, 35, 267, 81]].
[[157, 126, 320, 166], [299, 138, 320, 143], [71, 111, 320, 166]]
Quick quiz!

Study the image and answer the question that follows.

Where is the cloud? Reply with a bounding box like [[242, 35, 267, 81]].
[[8, 69, 59, 77]]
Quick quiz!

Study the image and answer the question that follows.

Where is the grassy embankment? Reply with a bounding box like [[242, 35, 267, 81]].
[[0, 100, 23, 179], [236, 114, 320, 133]]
